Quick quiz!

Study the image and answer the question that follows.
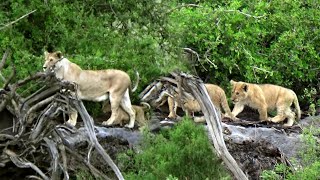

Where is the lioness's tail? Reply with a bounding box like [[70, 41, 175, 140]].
[[293, 92, 301, 120], [131, 71, 140, 92], [140, 102, 151, 110]]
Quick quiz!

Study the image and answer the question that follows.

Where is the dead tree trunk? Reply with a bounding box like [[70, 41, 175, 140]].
[[173, 72, 248, 180], [0, 51, 124, 179]]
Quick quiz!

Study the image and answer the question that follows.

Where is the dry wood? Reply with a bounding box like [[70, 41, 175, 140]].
[[171, 72, 248, 180], [0, 54, 124, 179]]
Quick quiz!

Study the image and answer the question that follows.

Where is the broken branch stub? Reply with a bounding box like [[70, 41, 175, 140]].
[[178, 72, 248, 180]]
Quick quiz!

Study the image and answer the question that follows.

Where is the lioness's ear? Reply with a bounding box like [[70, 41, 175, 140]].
[[44, 51, 48, 57], [243, 84, 248, 92], [230, 80, 235, 85], [56, 51, 63, 58]]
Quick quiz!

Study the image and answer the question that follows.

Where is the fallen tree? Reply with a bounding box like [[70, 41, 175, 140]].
[[0, 51, 124, 179]]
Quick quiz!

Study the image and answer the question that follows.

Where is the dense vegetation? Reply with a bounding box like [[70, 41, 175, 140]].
[[0, 0, 319, 179], [0, 0, 319, 107]]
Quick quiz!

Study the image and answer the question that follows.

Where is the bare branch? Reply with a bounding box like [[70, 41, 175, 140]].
[[43, 137, 60, 179], [65, 146, 111, 180], [0, 49, 10, 70], [0, 10, 37, 31], [223, 9, 265, 19], [5, 149, 50, 180], [183, 48, 208, 71], [3, 58, 16, 90], [72, 99, 124, 180]]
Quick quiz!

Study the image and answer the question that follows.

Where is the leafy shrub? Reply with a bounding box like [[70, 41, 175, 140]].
[[119, 118, 231, 179], [0, 0, 189, 94], [169, 0, 320, 107]]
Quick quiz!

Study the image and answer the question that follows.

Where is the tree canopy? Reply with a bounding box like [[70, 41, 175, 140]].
[[0, 0, 319, 107]]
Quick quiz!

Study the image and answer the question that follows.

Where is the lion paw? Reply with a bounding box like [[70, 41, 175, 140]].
[[125, 124, 134, 129], [66, 119, 76, 126], [102, 120, 113, 126]]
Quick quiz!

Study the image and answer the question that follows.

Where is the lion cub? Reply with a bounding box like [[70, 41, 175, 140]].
[[166, 84, 235, 121], [230, 80, 301, 127], [102, 101, 150, 129]]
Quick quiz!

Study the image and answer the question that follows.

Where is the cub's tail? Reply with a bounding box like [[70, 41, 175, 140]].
[[293, 92, 301, 120]]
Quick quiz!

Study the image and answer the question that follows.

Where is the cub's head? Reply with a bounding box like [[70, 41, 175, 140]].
[[43, 51, 63, 71], [102, 101, 111, 113], [230, 80, 248, 103]]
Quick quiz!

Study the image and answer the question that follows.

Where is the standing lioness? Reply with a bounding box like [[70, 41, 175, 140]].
[[230, 80, 301, 127], [43, 51, 136, 128]]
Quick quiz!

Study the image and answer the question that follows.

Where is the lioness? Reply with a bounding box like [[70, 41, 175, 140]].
[[43, 51, 136, 128], [165, 84, 235, 121], [230, 80, 301, 127], [102, 101, 150, 128]]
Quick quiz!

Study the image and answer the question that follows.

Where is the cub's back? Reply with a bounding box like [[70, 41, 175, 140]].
[[258, 84, 293, 108]]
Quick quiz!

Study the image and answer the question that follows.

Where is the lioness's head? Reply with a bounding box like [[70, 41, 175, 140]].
[[43, 51, 63, 71], [230, 80, 248, 103]]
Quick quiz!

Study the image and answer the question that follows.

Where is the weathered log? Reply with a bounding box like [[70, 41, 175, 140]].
[[176, 72, 248, 180]]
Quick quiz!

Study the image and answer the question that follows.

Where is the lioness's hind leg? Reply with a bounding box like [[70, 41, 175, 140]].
[[120, 90, 135, 128], [102, 93, 121, 126], [67, 108, 78, 126]]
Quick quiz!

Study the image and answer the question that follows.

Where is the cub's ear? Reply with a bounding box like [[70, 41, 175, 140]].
[[56, 51, 63, 59], [242, 84, 248, 92], [44, 51, 48, 57], [230, 80, 236, 85]]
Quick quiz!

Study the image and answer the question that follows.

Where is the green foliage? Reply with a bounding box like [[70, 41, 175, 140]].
[[0, 0, 188, 95], [119, 118, 231, 179], [169, 0, 320, 106], [261, 123, 320, 180], [302, 88, 320, 116], [1, 0, 319, 111]]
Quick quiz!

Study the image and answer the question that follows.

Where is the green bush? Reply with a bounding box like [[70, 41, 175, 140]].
[[1, 0, 319, 111], [0, 0, 189, 94], [169, 0, 320, 106], [119, 118, 231, 179]]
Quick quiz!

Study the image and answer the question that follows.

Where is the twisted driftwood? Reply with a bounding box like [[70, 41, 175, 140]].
[[0, 52, 124, 179]]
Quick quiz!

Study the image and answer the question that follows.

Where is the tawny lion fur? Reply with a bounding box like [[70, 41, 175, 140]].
[[230, 80, 301, 127], [166, 84, 235, 122], [43, 51, 136, 128], [102, 102, 150, 128]]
